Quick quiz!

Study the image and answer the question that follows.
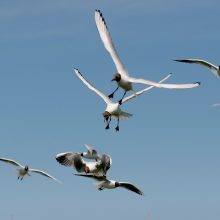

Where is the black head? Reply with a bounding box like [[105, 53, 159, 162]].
[[219, 65, 220, 70], [80, 153, 84, 157], [115, 181, 120, 188], [24, 166, 29, 171], [112, 73, 121, 82], [102, 111, 111, 122]]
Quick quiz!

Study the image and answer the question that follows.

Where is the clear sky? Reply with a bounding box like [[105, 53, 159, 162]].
[[1, 0, 220, 219]]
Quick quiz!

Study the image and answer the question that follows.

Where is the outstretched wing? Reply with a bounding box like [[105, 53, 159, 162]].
[[95, 9, 129, 77], [29, 168, 62, 184], [74, 68, 111, 104], [128, 75, 200, 89], [0, 157, 23, 168], [74, 173, 107, 181], [119, 182, 144, 195], [122, 73, 172, 104], [174, 59, 220, 77], [174, 59, 218, 70], [56, 152, 85, 173]]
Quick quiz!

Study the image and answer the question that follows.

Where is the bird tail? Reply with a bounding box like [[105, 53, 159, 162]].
[[111, 111, 133, 120]]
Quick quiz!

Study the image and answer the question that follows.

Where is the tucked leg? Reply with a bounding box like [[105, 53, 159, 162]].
[[105, 116, 112, 129], [115, 118, 120, 131], [118, 91, 127, 105], [108, 86, 119, 99]]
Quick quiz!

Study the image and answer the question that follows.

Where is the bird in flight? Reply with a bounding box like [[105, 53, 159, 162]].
[[74, 68, 171, 131], [0, 157, 61, 183], [80, 144, 100, 161], [56, 152, 112, 177], [95, 9, 200, 104], [75, 174, 144, 196]]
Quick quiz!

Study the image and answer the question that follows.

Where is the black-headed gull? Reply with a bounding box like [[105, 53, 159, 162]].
[[80, 144, 100, 161], [75, 174, 143, 196], [174, 59, 220, 77], [55, 152, 112, 176], [74, 68, 171, 131], [0, 157, 61, 183], [95, 9, 200, 104]]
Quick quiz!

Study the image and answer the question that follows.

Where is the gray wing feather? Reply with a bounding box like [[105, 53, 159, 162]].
[[0, 157, 24, 168]]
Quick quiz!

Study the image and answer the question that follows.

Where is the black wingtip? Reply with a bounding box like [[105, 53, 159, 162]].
[[55, 155, 65, 164], [195, 82, 201, 85]]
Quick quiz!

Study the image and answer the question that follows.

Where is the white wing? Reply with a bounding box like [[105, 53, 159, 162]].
[[29, 168, 62, 184], [174, 59, 220, 77], [74, 68, 111, 104], [122, 73, 172, 104], [0, 157, 24, 168], [128, 75, 200, 89], [95, 10, 129, 77]]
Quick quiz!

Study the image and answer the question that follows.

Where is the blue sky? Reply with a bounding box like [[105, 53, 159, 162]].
[[0, 0, 220, 219]]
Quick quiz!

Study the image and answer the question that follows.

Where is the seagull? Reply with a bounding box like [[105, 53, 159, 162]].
[[0, 157, 61, 183], [95, 9, 200, 104], [80, 144, 100, 161], [55, 152, 112, 176], [74, 68, 171, 131], [174, 59, 220, 78], [75, 174, 143, 196]]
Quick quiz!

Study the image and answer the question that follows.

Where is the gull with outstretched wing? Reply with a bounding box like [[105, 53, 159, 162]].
[[0, 157, 61, 183], [95, 9, 200, 104], [75, 174, 143, 196], [74, 68, 171, 131]]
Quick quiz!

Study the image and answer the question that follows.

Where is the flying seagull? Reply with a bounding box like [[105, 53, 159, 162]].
[[74, 68, 171, 131], [80, 144, 100, 161], [56, 152, 112, 177], [95, 9, 200, 104], [75, 174, 143, 196], [0, 157, 61, 183], [174, 59, 220, 78]]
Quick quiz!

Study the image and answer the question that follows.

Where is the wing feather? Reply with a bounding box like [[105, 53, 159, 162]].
[[0, 157, 23, 168], [119, 182, 144, 195], [74, 68, 111, 104], [122, 73, 172, 104], [129, 76, 200, 89], [95, 10, 129, 77], [174, 59, 220, 77], [29, 168, 62, 184]]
